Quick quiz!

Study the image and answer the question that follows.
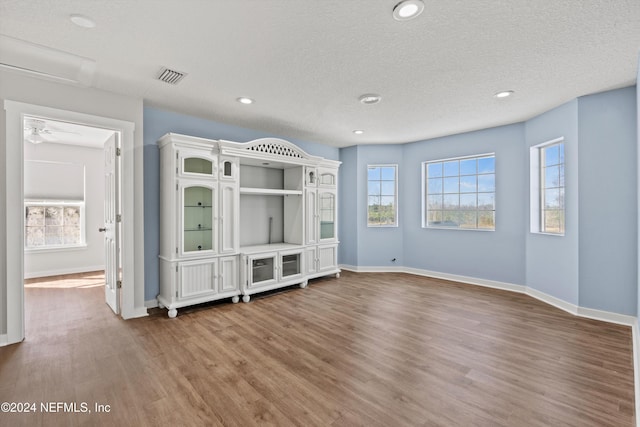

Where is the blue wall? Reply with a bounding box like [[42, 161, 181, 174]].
[[143, 106, 339, 300], [402, 124, 527, 285], [525, 100, 580, 305], [338, 146, 359, 266], [354, 145, 405, 267], [577, 87, 637, 315]]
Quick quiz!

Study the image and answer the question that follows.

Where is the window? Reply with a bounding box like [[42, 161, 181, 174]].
[[25, 201, 85, 249], [367, 165, 398, 227], [423, 154, 495, 230], [531, 138, 565, 235]]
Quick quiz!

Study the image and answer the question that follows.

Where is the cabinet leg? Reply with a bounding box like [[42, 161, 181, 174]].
[[168, 308, 177, 318], [157, 301, 165, 309], [299, 281, 308, 289], [242, 295, 251, 303], [231, 295, 240, 304], [336, 272, 341, 279]]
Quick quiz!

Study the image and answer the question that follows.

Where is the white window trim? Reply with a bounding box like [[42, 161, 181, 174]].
[[367, 164, 399, 228], [422, 152, 496, 231], [24, 199, 87, 250], [530, 137, 565, 236]]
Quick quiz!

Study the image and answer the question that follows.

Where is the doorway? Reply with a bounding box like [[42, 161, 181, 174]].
[[23, 115, 120, 316], [3, 101, 144, 346]]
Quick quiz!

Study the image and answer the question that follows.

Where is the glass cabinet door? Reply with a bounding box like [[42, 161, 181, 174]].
[[319, 191, 335, 240], [281, 253, 301, 278], [251, 255, 276, 285], [183, 185, 214, 253], [182, 154, 214, 177], [319, 172, 335, 186]]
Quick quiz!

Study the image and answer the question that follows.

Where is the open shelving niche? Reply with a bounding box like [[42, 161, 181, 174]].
[[218, 139, 340, 302]]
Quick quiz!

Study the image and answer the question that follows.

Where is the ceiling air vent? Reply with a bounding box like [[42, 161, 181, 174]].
[[157, 67, 187, 85]]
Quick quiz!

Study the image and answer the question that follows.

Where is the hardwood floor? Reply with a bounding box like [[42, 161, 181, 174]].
[[0, 271, 635, 426]]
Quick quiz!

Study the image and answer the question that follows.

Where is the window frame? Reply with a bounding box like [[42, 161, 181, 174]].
[[24, 199, 87, 252], [422, 152, 496, 231], [367, 164, 399, 228], [530, 137, 565, 236]]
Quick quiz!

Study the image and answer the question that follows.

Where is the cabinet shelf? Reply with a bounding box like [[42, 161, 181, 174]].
[[240, 187, 302, 196], [184, 228, 213, 232]]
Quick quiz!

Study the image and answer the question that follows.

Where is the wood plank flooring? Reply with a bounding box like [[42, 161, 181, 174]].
[[0, 270, 635, 426]]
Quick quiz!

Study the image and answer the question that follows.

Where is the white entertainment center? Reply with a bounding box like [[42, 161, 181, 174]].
[[157, 133, 341, 317]]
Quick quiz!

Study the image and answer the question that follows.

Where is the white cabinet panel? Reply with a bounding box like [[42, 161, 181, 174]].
[[179, 259, 217, 299], [220, 182, 238, 253], [318, 244, 338, 272], [219, 256, 239, 293], [304, 247, 317, 275], [305, 189, 318, 245]]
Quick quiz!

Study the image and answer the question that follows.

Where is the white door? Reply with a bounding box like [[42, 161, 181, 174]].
[[102, 135, 120, 314]]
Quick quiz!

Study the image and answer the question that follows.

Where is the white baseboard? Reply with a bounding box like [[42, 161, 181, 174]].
[[404, 266, 527, 294], [339, 264, 636, 326], [340, 265, 405, 273], [525, 287, 578, 316], [24, 265, 105, 279], [576, 306, 636, 327], [145, 299, 159, 309], [0, 334, 7, 347]]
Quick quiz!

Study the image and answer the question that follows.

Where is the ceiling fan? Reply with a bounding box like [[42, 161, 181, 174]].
[[23, 118, 79, 144]]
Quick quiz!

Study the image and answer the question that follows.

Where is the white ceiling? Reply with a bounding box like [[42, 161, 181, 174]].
[[2, 1, 639, 148], [24, 117, 115, 148]]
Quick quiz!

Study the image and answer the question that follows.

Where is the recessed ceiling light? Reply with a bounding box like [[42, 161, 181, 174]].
[[393, 0, 425, 21], [359, 94, 381, 105], [494, 90, 514, 99], [69, 14, 96, 28], [353, 130, 364, 135], [237, 97, 254, 104]]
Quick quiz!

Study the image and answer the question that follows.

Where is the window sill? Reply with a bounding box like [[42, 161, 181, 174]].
[[530, 231, 565, 237], [367, 224, 399, 228], [424, 226, 495, 232], [25, 244, 88, 254]]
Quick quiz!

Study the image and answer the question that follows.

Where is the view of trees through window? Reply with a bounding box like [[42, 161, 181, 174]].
[[25, 204, 82, 248], [424, 154, 495, 230], [367, 165, 397, 226], [540, 143, 565, 234]]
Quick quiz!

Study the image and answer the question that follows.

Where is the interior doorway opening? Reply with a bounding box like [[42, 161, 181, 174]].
[[22, 115, 121, 317], [3, 100, 142, 347]]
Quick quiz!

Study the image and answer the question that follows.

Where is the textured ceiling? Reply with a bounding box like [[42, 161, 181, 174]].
[[1, 1, 639, 147]]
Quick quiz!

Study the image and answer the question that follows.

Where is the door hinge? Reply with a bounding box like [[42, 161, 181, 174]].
[[116, 148, 121, 156], [117, 280, 122, 289], [116, 214, 122, 222]]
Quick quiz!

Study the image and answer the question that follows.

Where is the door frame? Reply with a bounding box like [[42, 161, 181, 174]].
[[4, 100, 144, 345]]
